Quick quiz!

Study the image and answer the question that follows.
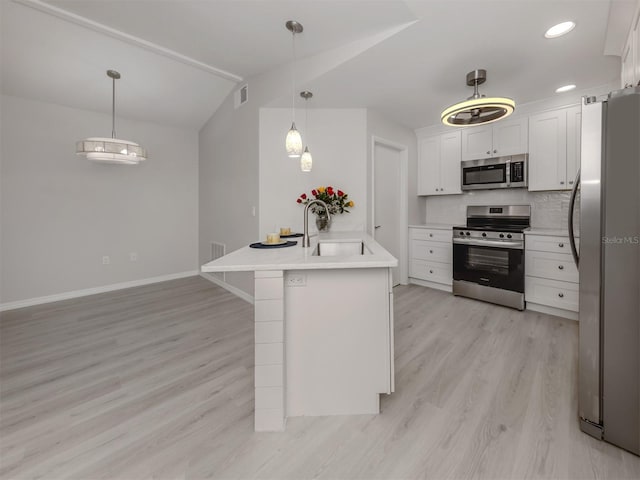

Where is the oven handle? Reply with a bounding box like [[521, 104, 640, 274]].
[[453, 238, 524, 249]]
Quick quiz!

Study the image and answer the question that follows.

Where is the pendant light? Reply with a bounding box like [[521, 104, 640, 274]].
[[441, 69, 515, 127], [300, 91, 313, 172], [76, 70, 147, 164], [285, 20, 303, 158]]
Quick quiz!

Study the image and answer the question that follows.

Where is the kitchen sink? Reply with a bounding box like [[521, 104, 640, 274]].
[[313, 241, 370, 257]]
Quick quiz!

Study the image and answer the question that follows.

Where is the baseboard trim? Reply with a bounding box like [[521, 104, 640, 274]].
[[199, 273, 254, 304], [408, 278, 453, 293], [0, 270, 199, 312], [526, 302, 578, 321]]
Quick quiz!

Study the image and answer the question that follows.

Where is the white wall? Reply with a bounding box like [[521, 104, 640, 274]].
[[259, 108, 367, 237], [0, 94, 199, 305], [199, 84, 259, 296]]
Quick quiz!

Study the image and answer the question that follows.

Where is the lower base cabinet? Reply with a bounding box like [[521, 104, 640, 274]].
[[525, 233, 579, 320], [409, 226, 452, 291]]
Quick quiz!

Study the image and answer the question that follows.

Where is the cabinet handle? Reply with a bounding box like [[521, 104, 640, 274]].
[[558, 265, 564, 270], [429, 270, 434, 274], [569, 181, 574, 185], [558, 243, 564, 248], [493, 149, 497, 153], [429, 233, 433, 238], [429, 250, 433, 254], [486, 150, 491, 155], [560, 181, 565, 185], [558, 292, 564, 298]]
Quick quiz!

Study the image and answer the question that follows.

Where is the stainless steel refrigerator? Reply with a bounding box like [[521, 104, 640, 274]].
[[568, 86, 640, 455]]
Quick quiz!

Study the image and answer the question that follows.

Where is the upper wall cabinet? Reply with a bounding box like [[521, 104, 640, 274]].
[[528, 105, 581, 192], [460, 117, 528, 161], [621, 2, 640, 88], [636, 4, 640, 83], [417, 131, 462, 196]]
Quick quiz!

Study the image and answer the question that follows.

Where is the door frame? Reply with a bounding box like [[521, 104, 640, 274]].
[[371, 135, 409, 285]]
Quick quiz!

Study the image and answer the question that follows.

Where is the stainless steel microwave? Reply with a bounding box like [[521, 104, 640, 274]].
[[461, 154, 528, 190]]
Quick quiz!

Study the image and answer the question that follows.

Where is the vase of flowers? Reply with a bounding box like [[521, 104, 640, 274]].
[[315, 213, 331, 232], [296, 186, 354, 232]]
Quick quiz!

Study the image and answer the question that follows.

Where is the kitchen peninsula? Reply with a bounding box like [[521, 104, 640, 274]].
[[201, 232, 397, 432]]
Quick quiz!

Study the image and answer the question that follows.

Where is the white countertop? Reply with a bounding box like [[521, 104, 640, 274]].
[[409, 224, 455, 230], [201, 231, 398, 273], [525, 227, 578, 237]]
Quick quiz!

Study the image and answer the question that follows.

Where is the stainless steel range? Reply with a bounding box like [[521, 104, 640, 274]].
[[452, 205, 531, 310]]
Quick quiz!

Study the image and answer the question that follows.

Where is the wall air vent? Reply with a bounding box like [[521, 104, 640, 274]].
[[234, 84, 248, 108], [210, 242, 226, 281]]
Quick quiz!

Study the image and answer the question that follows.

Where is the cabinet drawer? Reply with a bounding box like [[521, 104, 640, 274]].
[[525, 251, 579, 283], [409, 260, 452, 285], [526, 234, 578, 254], [411, 239, 452, 264], [409, 228, 452, 243], [525, 276, 578, 312]]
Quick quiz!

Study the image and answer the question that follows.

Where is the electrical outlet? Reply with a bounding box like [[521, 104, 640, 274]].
[[102, 256, 110, 265], [286, 274, 306, 287], [129, 252, 138, 262]]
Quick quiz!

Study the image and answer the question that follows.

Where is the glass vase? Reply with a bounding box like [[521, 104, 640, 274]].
[[315, 214, 331, 232]]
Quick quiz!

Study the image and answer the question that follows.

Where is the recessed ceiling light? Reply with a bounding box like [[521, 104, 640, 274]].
[[556, 84, 577, 93], [545, 21, 576, 38]]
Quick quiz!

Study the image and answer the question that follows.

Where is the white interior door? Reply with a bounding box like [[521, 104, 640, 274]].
[[374, 141, 402, 285]]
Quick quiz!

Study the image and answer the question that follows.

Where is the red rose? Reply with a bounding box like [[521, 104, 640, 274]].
[[297, 198, 302, 203], [327, 187, 334, 196], [337, 190, 344, 197], [312, 189, 317, 196], [301, 193, 307, 199]]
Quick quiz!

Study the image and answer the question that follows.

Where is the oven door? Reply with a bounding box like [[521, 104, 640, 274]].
[[453, 242, 524, 293]]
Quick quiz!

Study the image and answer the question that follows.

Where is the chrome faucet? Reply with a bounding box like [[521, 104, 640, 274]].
[[302, 199, 330, 248]]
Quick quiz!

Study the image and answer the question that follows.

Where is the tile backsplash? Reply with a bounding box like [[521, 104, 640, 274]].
[[425, 189, 579, 230]]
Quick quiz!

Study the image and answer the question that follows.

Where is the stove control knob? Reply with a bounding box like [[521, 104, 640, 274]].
[[466, 232, 470, 236], [507, 234, 512, 239], [482, 233, 487, 237], [499, 234, 504, 238], [459, 231, 465, 236]]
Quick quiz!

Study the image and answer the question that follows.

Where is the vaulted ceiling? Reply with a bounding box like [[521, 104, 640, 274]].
[[1, 0, 635, 130]]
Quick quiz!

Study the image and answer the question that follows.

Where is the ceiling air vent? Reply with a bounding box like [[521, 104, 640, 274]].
[[234, 84, 248, 108]]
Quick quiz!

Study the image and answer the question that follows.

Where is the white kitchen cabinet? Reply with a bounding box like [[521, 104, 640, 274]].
[[525, 232, 579, 320], [409, 226, 452, 291], [622, 42, 635, 89], [417, 131, 462, 196], [566, 106, 581, 188], [636, 4, 640, 84], [528, 105, 580, 191], [621, 2, 640, 88], [461, 117, 528, 160]]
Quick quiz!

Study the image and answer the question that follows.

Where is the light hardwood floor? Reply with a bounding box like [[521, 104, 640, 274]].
[[1, 276, 639, 479]]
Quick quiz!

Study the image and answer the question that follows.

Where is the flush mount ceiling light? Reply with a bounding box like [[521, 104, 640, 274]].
[[76, 70, 147, 165], [285, 20, 303, 158], [545, 21, 576, 38], [555, 84, 577, 93], [441, 69, 515, 127], [300, 91, 313, 172]]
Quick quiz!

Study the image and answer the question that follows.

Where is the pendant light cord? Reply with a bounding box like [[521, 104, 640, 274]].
[[305, 96, 309, 144], [111, 74, 117, 139], [291, 31, 296, 122]]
